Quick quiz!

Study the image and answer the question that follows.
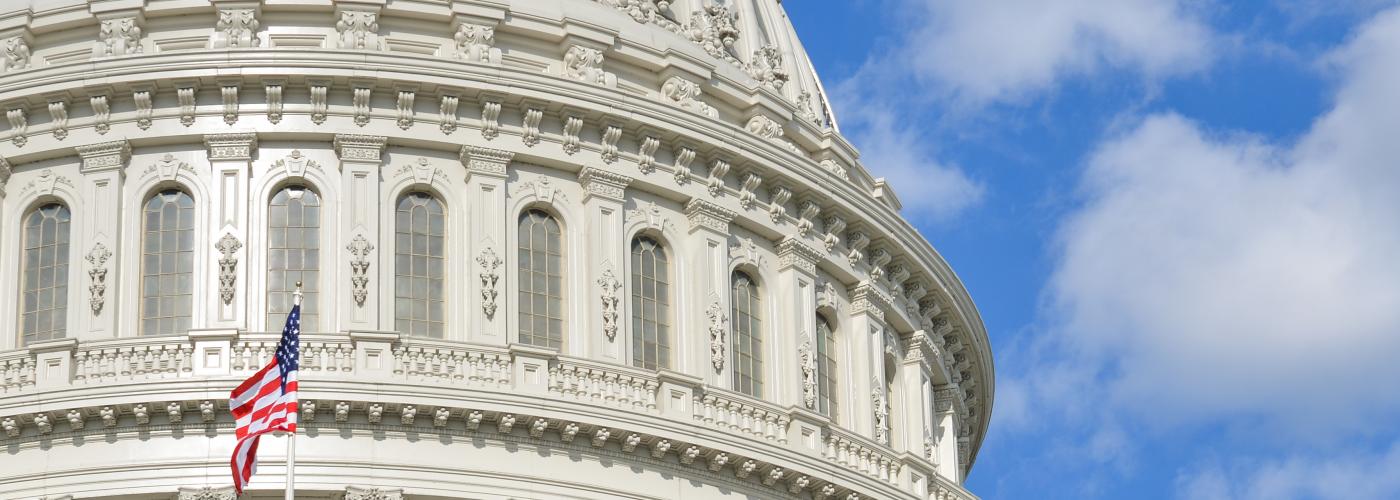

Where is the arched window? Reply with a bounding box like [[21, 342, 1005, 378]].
[[394, 192, 445, 337], [631, 236, 670, 370], [816, 313, 839, 419], [19, 203, 71, 344], [518, 209, 564, 349], [268, 186, 321, 332], [140, 190, 194, 336], [731, 270, 763, 397]]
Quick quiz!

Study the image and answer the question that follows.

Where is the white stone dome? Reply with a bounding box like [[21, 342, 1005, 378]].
[[0, 1, 991, 499]]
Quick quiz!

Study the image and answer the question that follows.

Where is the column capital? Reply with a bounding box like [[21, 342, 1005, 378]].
[[848, 281, 892, 323], [203, 133, 257, 161], [577, 166, 631, 202], [334, 134, 387, 163], [683, 198, 735, 234], [777, 236, 822, 275], [902, 329, 938, 374], [934, 384, 963, 414], [74, 139, 131, 173], [459, 145, 513, 178]]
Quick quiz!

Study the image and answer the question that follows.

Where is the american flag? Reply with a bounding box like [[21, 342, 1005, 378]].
[[229, 304, 300, 495]]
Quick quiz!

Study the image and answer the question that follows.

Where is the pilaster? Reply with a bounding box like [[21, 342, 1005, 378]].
[[900, 330, 936, 457], [460, 145, 513, 346], [203, 133, 256, 330], [775, 236, 821, 409], [933, 384, 962, 482], [847, 281, 890, 443], [74, 140, 129, 340], [682, 198, 735, 385], [335, 134, 387, 331], [578, 167, 631, 362]]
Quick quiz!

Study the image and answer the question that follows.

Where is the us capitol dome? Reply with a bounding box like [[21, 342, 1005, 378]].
[[0, 1, 993, 498]]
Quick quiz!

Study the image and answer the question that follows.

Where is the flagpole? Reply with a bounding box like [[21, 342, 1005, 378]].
[[287, 281, 302, 500]]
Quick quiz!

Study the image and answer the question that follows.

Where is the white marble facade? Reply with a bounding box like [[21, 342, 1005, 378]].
[[0, 1, 992, 499]]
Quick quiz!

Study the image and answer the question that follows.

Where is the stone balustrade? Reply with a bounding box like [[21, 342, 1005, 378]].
[[0, 334, 976, 500]]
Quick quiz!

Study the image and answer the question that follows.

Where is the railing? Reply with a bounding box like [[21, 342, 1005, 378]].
[[72, 336, 194, 385], [0, 349, 35, 394], [0, 334, 978, 500], [824, 424, 902, 485], [391, 339, 511, 388], [548, 356, 658, 412], [692, 386, 791, 444]]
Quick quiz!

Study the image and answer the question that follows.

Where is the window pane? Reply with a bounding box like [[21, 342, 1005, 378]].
[[394, 192, 445, 337], [19, 204, 72, 344], [731, 271, 763, 398], [139, 190, 195, 336], [518, 209, 565, 348], [630, 236, 670, 370], [268, 187, 322, 332]]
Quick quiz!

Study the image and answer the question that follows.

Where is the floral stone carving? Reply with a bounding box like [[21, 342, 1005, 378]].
[[347, 234, 374, 307], [476, 246, 502, 319], [215, 233, 242, 305], [799, 331, 816, 409], [707, 299, 728, 370], [85, 242, 112, 315], [597, 267, 622, 340]]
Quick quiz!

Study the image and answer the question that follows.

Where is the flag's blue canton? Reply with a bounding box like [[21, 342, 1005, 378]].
[[274, 304, 300, 392]]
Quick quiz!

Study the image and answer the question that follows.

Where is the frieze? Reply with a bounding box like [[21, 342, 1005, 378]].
[[777, 237, 821, 275], [684, 198, 735, 233], [578, 167, 632, 202], [460, 145, 513, 176], [334, 134, 387, 162], [203, 133, 257, 161], [75, 140, 131, 172]]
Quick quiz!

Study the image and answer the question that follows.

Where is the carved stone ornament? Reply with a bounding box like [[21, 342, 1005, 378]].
[[476, 246, 502, 319], [439, 95, 458, 134], [796, 91, 822, 125], [85, 242, 112, 315], [7, 107, 26, 147], [133, 88, 153, 129], [97, 17, 143, 56], [685, 4, 740, 63], [215, 233, 242, 305], [336, 11, 382, 50], [872, 381, 890, 445], [746, 44, 788, 91], [799, 330, 816, 409], [660, 76, 717, 118], [3, 37, 30, 72], [707, 298, 727, 371], [352, 87, 371, 127], [454, 23, 499, 64], [211, 9, 260, 49], [563, 45, 615, 87], [144, 153, 194, 181], [347, 234, 374, 307], [344, 486, 404, 500], [395, 90, 414, 129], [91, 95, 111, 134], [176, 487, 236, 500], [275, 149, 319, 179], [48, 100, 67, 140], [597, 266, 622, 341]]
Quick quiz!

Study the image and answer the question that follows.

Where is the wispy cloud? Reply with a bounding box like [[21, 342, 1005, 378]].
[[1002, 5, 1400, 496]]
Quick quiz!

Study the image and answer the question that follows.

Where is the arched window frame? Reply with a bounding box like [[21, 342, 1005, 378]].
[[629, 233, 672, 370], [264, 184, 324, 332], [731, 269, 764, 398], [137, 188, 196, 336], [392, 190, 448, 338], [516, 206, 566, 350], [16, 201, 74, 345]]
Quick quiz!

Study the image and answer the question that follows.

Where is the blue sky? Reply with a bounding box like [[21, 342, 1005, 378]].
[[790, 1, 1400, 498]]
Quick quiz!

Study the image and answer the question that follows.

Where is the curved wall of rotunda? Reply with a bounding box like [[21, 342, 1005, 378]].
[[0, 1, 993, 499]]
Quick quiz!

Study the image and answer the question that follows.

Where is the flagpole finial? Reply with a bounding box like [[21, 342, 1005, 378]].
[[293, 281, 303, 307]]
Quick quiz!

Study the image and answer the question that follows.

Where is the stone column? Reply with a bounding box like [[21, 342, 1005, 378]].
[[460, 146, 513, 346], [578, 167, 632, 362], [933, 384, 962, 482], [776, 237, 821, 410], [74, 140, 129, 340], [847, 281, 891, 443], [682, 198, 735, 385], [334, 134, 387, 333], [900, 330, 937, 458], [203, 133, 257, 330]]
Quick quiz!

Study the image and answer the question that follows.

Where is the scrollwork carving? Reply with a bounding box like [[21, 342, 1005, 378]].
[[597, 267, 622, 341], [85, 242, 111, 315], [211, 9, 260, 49], [347, 234, 374, 307], [476, 247, 501, 319], [336, 11, 382, 50], [453, 23, 499, 64], [707, 298, 727, 371], [799, 331, 816, 409], [215, 233, 242, 305], [3, 37, 29, 72], [97, 17, 142, 57]]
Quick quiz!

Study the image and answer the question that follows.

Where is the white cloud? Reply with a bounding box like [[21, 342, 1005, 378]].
[[831, 98, 985, 221], [900, 0, 1219, 103], [1043, 5, 1400, 436], [1174, 440, 1400, 499]]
